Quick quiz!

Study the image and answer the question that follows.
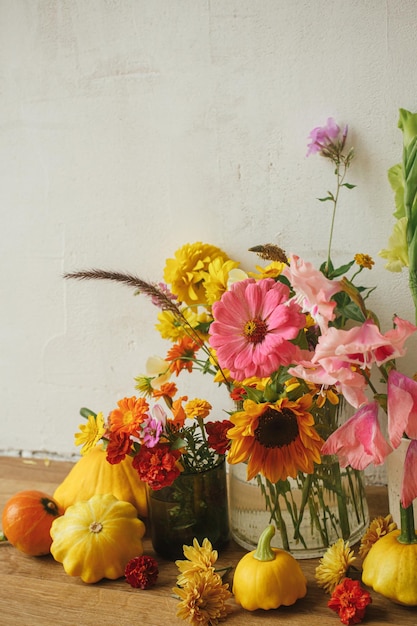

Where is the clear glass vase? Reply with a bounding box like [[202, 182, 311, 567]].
[[229, 459, 369, 558], [147, 460, 230, 560]]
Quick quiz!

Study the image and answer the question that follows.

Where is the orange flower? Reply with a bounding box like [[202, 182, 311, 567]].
[[166, 337, 200, 376], [108, 396, 149, 436], [152, 382, 178, 400], [170, 395, 188, 427]]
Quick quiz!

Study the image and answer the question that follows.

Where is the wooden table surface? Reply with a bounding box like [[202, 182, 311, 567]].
[[1, 456, 416, 626]]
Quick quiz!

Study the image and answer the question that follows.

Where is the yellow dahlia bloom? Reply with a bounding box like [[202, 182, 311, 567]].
[[227, 396, 323, 483], [250, 260, 286, 279], [315, 538, 356, 594], [175, 537, 218, 583], [163, 242, 230, 305]]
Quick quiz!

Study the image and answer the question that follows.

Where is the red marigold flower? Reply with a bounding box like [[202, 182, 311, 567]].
[[328, 578, 372, 625], [205, 420, 233, 455], [125, 555, 159, 589], [106, 430, 133, 464], [166, 337, 200, 376], [132, 443, 181, 490]]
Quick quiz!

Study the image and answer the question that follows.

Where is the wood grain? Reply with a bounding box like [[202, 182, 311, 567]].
[[1, 456, 416, 626]]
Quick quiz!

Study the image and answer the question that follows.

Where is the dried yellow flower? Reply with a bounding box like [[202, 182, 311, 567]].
[[315, 538, 356, 594], [359, 514, 398, 558], [174, 569, 232, 626], [354, 253, 374, 269]]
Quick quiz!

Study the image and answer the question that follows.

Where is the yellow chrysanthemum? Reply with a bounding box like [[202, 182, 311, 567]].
[[173, 569, 232, 626], [354, 253, 374, 269], [163, 242, 230, 306], [175, 537, 219, 583], [359, 514, 397, 558], [185, 399, 213, 420], [74, 412, 105, 456], [155, 307, 200, 341], [379, 216, 409, 271], [203, 258, 240, 306], [227, 396, 324, 483], [315, 538, 356, 594]]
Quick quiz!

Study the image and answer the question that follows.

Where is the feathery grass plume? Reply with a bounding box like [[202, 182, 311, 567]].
[[63, 269, 206, 349], [248, 243, 288, 264]]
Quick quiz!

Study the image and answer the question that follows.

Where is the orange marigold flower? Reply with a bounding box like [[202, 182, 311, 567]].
[[166, 337, 200, 376], [106, 430, 133, 464], [108, 396, 149, 436], [354, 253, 374, 269], [185, 399, 212, 419], [152, 382, 178, 399]]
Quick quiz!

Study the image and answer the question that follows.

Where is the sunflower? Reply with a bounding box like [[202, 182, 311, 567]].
[[227, 396, 323, 483]]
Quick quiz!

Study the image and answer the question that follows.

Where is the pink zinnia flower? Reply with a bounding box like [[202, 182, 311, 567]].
[[321, 402, 392, 470], [282, 255, 341, 331], [306, 117, 343, 156], [387, 369, 417, 448], [402, 439, 417, 508], [209, 278, 306, 381]]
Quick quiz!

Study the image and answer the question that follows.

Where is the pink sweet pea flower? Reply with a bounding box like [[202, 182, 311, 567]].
[[289, 358, 369, 408], [306, 117, 341, 156], [387, 369, 417, 449], [313, 316, 416, 368], [321, 402, 392, 470], [282, 255, 342, 332], [402, 439, 417, 508]]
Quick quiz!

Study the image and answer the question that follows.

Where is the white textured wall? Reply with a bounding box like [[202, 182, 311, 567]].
[[1, 1, 417, 478]]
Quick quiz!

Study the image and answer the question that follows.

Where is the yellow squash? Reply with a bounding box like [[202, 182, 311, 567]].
[[50, 493, 146, 583], [362, 529, 417, 606], [232, 524, 307, 610], [53, 445, 147, 517]]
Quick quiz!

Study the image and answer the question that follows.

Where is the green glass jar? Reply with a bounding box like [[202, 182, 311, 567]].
[[147, 460, 230, 560]]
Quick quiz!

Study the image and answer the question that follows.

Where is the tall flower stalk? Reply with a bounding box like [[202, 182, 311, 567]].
[[307, 118, 355, 275]]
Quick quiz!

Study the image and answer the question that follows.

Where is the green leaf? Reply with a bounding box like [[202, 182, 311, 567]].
[[80, 407, 97, 419], [317, 195, 334, 202], [387, 163, 405, 219], [327, 260, 355, 279], [342, 182, 356, 189]]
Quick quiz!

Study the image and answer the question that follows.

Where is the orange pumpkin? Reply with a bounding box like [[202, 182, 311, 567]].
[[2, 490, 64, 556]]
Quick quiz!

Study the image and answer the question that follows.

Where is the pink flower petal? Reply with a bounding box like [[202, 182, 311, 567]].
[[321, 402, 392, 470], [388, 369, 417, 448], [401, 439, 417, 508]]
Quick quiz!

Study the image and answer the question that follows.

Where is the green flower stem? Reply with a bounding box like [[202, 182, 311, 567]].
[[398, 503, 417, 544], [332, 461, 351, 540], [254, 524, 276, 561]]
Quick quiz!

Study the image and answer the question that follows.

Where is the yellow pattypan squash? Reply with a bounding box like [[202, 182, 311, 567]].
[[53, 445, 147, 517], [362, 528, 417, 606], [233, 524, 307, 610], [50, 493, 146, 583]]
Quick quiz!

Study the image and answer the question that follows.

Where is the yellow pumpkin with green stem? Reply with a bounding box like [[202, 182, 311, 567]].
[[50, 493, 146, 583], [53, 445, 147, 517], [232, 524, 307, 610], [362, 526, 417, 606]]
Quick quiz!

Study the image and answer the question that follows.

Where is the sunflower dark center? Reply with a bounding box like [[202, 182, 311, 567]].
[[243, 318, 268, 344], [254, 407, 299, 448]]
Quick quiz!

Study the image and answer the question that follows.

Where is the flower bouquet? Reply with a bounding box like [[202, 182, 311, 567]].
[[66, 114, 417, 563]]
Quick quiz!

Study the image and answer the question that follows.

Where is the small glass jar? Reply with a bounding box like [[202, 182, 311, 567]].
[[147, 460, 230, 560]]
